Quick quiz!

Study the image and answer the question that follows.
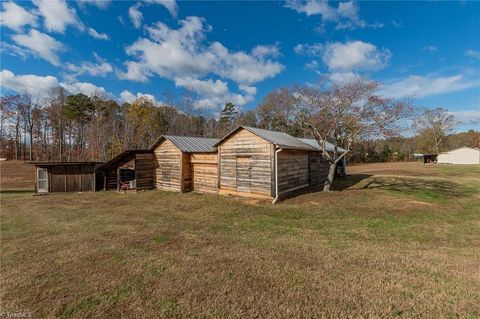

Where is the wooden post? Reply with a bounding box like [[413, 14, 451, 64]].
[[64, 165, 67, 192], [117, 167, 120, 192]]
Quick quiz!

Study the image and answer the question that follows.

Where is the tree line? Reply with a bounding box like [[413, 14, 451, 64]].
[[1, 81, 478, 165]]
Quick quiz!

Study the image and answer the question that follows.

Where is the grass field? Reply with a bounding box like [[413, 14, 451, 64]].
[[1, 161, 480, 318]]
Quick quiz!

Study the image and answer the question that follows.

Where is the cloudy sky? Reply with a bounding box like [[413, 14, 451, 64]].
[[1, 0, 479, 130]]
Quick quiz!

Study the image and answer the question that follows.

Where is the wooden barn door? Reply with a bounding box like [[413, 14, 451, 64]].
[[236, 156, 252, 193]]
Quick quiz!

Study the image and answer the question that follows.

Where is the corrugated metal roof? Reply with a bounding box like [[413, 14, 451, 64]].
[[298, 138, 346, 153], [240, 126, 316, 150], [163, 135, 219, 153], [95, 150, 152, 171]]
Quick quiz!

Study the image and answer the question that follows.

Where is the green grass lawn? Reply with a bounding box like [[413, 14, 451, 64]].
[[1, 163, 480, 318]]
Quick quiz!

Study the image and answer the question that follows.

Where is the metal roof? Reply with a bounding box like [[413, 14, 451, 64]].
[[298, 138, 346, 153], [95, 150, 152, 171], [214, 126, 316, 150], [30, 161, 104, 166], [151, 135, 219, 153]]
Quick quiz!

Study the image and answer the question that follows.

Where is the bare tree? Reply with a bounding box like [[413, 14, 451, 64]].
[[295, 80, 412, 191], [413, 107, 455, 154]]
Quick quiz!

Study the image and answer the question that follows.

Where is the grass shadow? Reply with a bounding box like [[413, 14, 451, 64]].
[[360, 176, 477, 202], [332, 174, 372, 191], [0, 189, 34, 194]]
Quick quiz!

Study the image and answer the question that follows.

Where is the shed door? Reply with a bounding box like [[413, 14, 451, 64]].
[[192, 163, 217, 193], [37, 168, 48, 193], [236, 156, 252, 193]]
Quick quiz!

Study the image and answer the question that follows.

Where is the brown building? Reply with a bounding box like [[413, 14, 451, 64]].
[[31, 162, 103, 193]]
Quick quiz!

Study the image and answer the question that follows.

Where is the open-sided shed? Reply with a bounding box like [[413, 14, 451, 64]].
[[30, 162, 103, 193], [95, 150, 154, 191], [150, 135, 219, 193]]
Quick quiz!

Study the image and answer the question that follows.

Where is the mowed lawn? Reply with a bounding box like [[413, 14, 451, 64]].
[[1, 162, 480, 318]]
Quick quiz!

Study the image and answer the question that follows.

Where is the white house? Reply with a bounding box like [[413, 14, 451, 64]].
[[437, 147, 480, 164]]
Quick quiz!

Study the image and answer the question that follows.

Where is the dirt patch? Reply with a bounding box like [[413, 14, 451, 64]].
[[0, 160, 34, 190]]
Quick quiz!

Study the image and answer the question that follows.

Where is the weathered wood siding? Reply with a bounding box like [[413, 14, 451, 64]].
[[308, 151, 329, 186], [218, 128, 273, 198], [38, 164, 96, 193], [191, 153, 217, 194], [135, 153, 154, 190], [182, 153, 192, 192], [154, 139, 182, 192], [277, 150, 309, 194], [105, 170, 117, 190]]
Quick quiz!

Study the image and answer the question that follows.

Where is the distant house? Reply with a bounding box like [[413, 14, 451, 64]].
[[413, 153, 438, 164], [437, 147, 480, 164]]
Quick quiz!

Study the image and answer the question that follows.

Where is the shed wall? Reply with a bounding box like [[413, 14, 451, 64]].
[[191, 153, 218, 194], [277, 150, 309, 194], [154, 139, 182, 192], [135, 153, 155, 190], [218, 128, 273, 198]]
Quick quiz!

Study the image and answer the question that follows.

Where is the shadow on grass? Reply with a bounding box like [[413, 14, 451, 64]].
[[0, 189, 34, 194], [359, 176, 476, 202], [332, 174, 372, 191]]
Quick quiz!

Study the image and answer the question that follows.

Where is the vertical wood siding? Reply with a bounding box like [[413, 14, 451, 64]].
[[277, 150, 309, 193], [308, 152, 330, 186], [191, 153, 218, 194], [218, 129, 273, 197], [154, 140, 182, 192], [135, 153, 154, 190]]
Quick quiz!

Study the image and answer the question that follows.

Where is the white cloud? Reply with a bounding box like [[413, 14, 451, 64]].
[[119, 90, 157, 104], [32, 0, 107, 40], [1, 69, 110, 98], [295, 40, 390, 81], [76, 0, 111, 9], [0, 1, 38, 31], [294, 43, 323, 56], [422, 45, 438, 52], [285, 0, 374, 30], [12, 29, 64, 66], [88, 27, 109, 40], [449, 110, 480, 126], [174, 77, 229, 97], [465, 49, 480, 60], [239, 84, 257, 95], [33, 0, 82, 33], [380, 74, 480, 99], [60, 81, 106, 96], [65, 56, 113, 77], [323, 41, 391, 72], [0, 42, 31, 59], [119, 16, 283, 109], [146, 0, 178, 17], [128, 3, 143, 29], [329, 71, 360, 83], [1, 69, 59, 96]]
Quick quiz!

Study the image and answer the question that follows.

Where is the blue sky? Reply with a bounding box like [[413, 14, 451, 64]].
[[1, 0, 479, 131]]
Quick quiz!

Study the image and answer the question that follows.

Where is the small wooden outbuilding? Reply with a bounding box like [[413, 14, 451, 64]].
[[95, 150, 155, 191], [214, 126, 345, 202], [150, 136, 219, 193], [30, 162, 103, 193]]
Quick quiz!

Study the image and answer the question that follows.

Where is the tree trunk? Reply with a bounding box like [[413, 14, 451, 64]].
[[323, 162, 337, 192]]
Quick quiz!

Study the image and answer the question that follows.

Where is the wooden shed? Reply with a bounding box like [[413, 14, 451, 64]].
[[30, 162, 103, 193], [95, 150, 154, 191], [150, 136, 219, 193], [214, 126, 346, 202]]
